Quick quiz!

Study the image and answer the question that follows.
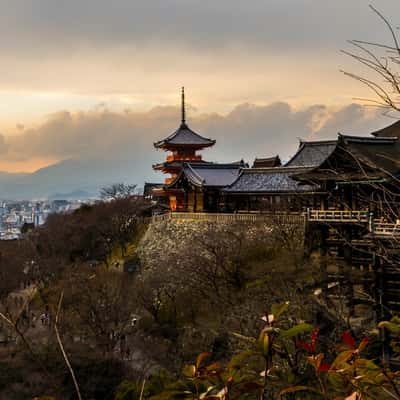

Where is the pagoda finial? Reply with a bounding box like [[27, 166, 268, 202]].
[[181, 86, 186, 125]]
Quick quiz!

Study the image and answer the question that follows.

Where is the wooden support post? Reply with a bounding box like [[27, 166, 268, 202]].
[[343, 228, 354, 317], [320, 227, 329, 299]]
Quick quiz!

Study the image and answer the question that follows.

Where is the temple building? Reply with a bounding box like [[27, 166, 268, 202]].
[[151, 91, 400, 221], [294, 134, 400, 218], [149, 109, 400, 319], [252, 155, 281, 168], [166, 160, 247, 212], [152, 88, 216, 210]]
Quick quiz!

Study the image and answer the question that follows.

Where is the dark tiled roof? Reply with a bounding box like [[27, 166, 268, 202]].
[[285, 140, 337, 167], [340, 134, 400, 176], [224, 167, 320, 193], [168, 161, 246, 188], [252, 155, 281, 168], [295, 135, 400, 181], [154, 123, 215, 148], [143, 182, 164, 197], [371, 120, 400, 138], [153, 159, 209, 170]]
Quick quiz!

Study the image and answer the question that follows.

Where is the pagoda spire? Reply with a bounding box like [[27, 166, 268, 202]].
[[181, 86, 186, 125]]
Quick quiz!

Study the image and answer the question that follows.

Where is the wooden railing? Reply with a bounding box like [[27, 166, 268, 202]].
[[308, 210, 369, 223], [152, 212, 306, 225], [151, 211, 400, 239], [166, 154, 202, 162], [373, 222, 400, 237]]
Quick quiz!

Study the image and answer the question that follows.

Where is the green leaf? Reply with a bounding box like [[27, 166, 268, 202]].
[[391, 316, 400, 324], [230, 332, 256, 343], [271, 302, 289, 319], [183, 365, 196, 378], [331, 350, 355, 368], [228, 350, 257, 369], [258, 332, 270, 357], [279, 385, 321, 396], [280, 323, 314, 339], [378, 321, 400, 335]]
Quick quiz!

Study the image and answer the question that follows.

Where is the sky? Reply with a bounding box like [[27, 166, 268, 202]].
[[0, 0, 399, 180]]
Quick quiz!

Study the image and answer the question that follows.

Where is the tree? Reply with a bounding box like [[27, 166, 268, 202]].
[[100, 183, 139, 201], [343, 5, 400, 116]]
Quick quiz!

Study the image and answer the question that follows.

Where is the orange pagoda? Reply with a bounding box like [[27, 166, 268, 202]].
[[153, 88, 216, 210]]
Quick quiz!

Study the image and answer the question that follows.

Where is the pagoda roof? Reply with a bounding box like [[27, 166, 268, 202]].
[[154, 122, 216, 149], [252, 155, 281, 168], [167, 161, 246, 188], [224, 166, 320, 194], [371, 119, 400, 138], [285, 140, 337, 168], [154, 88, 215, 149]]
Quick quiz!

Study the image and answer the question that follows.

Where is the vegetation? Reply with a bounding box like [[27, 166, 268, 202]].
[[0, 184, 397, 399]]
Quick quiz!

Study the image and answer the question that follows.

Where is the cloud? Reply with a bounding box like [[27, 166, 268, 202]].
[[1, 101, 387, 177], [0, 0, 399, 54], [0, 1, 398, 113], [0, 133, 9, 155]]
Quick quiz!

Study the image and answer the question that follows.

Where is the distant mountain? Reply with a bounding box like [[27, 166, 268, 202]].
[[48, 190, 96, 200], [0, 157, 157, 200]]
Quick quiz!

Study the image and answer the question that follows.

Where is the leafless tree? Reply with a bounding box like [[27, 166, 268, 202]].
[[100, 183, 139, 200], [342, 5, 400, 116]]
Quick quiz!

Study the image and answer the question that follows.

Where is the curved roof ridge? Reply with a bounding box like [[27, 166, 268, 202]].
[[299, 139, 337, 145], [184, 162, 205, 185], [225, 168, 245, 189], [254, 155, 280, 161], [285, 139, 337, 167], [247, 165, 313, 172], [186, 160, 247, 169], [154, 122, 216, 148], [339, 133, 398, 143], [371, 119, 400, 138]]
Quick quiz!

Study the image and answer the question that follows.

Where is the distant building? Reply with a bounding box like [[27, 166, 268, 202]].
[[252, 155, 281, 168]]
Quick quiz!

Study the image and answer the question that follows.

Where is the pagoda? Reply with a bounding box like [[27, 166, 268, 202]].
[[153, 88, 216, 210]]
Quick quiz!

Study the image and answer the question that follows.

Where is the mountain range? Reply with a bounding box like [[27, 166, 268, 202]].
[[0, 157, 155, 200]]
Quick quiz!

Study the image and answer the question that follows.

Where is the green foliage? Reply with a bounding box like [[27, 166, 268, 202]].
[[148, 304, 400, 400], [115, 369, 176, 400], [115, 381, 141, 400], [280, 323, 314, 339]]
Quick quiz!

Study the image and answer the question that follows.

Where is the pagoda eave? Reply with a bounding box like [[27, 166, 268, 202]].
[[152, 164, 182, 174], [154, 141, 215, 151], [152, 187, 185, 197]]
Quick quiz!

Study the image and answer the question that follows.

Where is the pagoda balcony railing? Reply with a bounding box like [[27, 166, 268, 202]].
[[166, 154, 202, 162], [308, 209, 369, 223], [373, 222, 400, 238]]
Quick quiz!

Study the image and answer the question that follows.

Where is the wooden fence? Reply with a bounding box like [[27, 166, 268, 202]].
[[151, 210, 399, 238], [152, 212, 306, 225], [373, 223, 400, 238], [308, 210, 369, 223]]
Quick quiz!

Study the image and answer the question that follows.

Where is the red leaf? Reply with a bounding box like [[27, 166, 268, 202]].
[[296, 341, 313, 352], [357, 336, 369, 352], [318, 363, 331, 372], [311, 328, 320, 342], [310, 328, 320, 352], [342, 331, 355, 349], [297, 328, 320, 353]]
